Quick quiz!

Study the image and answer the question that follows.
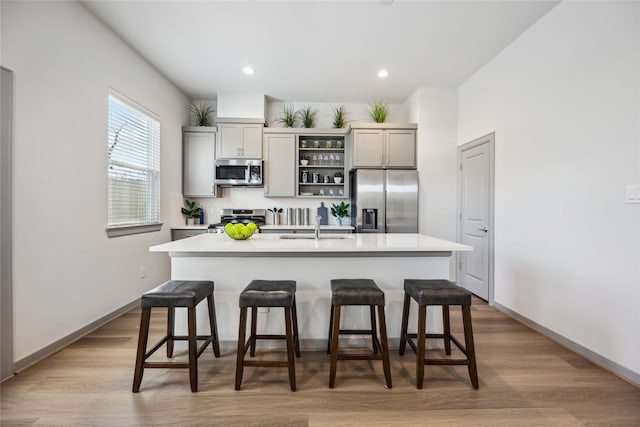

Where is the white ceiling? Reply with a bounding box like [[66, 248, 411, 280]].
[[82, 1, 559, 104]]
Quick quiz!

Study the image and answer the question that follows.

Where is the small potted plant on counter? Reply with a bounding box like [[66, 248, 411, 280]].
[[181, 199, 202, 225], [333, 171, 343, 183], [330, 201, 350, 226], [301, 155, 309, 166]]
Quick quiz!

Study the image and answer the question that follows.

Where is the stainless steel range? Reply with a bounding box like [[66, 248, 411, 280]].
[[208, 209, 266, 232]]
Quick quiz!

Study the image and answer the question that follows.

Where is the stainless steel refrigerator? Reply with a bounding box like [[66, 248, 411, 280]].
[[350, 169, 418, 233]]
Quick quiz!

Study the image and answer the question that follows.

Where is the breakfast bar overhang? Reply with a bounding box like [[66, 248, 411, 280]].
[[150, 233, 472, 344]]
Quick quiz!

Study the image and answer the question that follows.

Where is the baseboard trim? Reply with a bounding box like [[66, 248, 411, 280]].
[[13, 299, 139, 374], [492, 301, 640, 388]]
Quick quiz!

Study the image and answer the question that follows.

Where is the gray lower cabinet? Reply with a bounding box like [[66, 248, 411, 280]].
[[171, 229, 208, 241], [183, 126, 216, 197], [263, 133, 296, 197]]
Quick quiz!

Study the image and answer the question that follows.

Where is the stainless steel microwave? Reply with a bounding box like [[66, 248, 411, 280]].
[[215, 159, 263, 187]]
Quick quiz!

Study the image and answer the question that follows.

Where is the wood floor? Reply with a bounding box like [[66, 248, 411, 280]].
[[2, 298, 639, 426]]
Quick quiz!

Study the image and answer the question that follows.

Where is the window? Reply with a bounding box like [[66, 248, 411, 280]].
[[106, 90, 161, 237]]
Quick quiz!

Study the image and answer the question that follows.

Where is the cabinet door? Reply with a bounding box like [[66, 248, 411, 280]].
[[385, 129, 416, 168], [264, 133, 295, 197], [353, 129, 384, 167], [183, 131, 216, 197], [241, 124, 263, 158], [216, 123, 241, 158]]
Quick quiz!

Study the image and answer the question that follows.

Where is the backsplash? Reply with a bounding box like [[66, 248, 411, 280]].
[[182, 187, 349, 226]]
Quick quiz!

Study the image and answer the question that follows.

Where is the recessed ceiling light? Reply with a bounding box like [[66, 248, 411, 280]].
[[242, 66, 255, 75], [377, 69, 389, 78]]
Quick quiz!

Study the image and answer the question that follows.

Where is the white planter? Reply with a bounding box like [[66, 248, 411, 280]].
[[300, 159, 309, 166], [334, 177, 343, 183], [186, 218, 195, 226]]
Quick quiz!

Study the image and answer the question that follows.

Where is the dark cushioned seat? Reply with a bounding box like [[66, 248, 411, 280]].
[[140, 280, 214, 309], [239, 280, 296, 308], [404, 279, 471, 306], [331, 279, 384, 306]]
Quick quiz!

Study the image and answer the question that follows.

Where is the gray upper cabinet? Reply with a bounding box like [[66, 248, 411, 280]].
[[263, 133, 295, 197], [351, 123, 417, 169], [183, 126, 216, 197], [216, 120, 263, 159]]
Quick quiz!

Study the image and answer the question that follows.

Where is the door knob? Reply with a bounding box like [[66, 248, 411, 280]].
[[478, 227, 488, 232]]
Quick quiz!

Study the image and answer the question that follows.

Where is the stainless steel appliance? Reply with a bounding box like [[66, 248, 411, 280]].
[[215, 159, 263, 187], [208, 208, 266, 232], [350, 169, 418, 233]]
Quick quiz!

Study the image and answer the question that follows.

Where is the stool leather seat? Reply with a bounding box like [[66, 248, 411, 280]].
[[404, 279, 471, 306], [239, 280, 296, 308], [331, 279, 385, 306], [141, 280, 214, 308]]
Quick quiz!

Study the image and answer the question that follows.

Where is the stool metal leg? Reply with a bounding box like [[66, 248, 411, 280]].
[[207, 294, 220, 357], [187, 306, 198, 392], [329, 305, 341, 388], [443, 305, 452, 355], [292, 297, 301, 358], [416, 304, 427, 389], [462, 305, 479, 389], [235, 307, 248, 390], [377, 305, 392, 389], [132, 307, 151, 392], [284, 307, 297, 391], [370, 306, 379, 354], [250, 307, 258, 357], [399, 293, 411, 356]]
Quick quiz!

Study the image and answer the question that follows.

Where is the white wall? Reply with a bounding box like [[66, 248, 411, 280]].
[[1, 1, 188, 362], [458, 1, 640, 375], [217, 93, 265, 119]]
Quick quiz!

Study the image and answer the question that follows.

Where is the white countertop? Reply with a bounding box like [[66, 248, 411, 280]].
[[151, 233, 471, 256], [171, 224, 354, 231]]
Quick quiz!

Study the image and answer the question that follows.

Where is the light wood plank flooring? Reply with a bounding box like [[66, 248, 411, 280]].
[[2, 298, 639, 426]]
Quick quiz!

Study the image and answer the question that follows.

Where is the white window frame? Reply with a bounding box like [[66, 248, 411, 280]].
[[106, 89, 162, 238]]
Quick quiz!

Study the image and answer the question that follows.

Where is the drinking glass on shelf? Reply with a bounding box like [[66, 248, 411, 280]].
[[329, 153, 334, 165], [312, 154, 317, 164], [339, 189, 344, 196], [320, 189, 325, 195], [329, 189, 335, 196], [335, 154, 341, 165], [324, 154, 330, 164]]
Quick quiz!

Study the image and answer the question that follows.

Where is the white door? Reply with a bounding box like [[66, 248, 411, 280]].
[[458, 134, 493, 301]]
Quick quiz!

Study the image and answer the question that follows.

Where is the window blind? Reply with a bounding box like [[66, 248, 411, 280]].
[[107, 92, 160, 230]]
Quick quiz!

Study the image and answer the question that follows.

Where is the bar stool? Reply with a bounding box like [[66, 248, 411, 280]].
[[328, 279, 392, 388], [399, 279, 479, 389], [132, 280, 220, 393], [235, 280, 300, 391]]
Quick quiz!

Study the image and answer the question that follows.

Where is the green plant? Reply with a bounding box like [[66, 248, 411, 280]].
[[277, 104, 297, 127], [332, 105, 348, 128], [330, 201, 350, 219], [368, 100, 390, 123], [334, 171, 343, 178], [189, 102, 213, 126], [181, 199, 202, 219], [298, 105, 318, 128]]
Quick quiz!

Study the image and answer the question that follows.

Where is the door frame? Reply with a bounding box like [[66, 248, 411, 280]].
[[456, 132, 495, 305], [1, 66, 14, 381]]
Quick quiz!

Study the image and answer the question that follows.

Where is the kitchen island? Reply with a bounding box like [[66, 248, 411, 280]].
[[150, 233, 471, 346]]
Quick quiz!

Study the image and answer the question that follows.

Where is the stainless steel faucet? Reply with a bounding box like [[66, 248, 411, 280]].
[[315, 215, 321, 240]]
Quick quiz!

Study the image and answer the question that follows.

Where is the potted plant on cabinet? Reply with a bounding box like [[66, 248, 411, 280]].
[[298, 105, 318, 128], [333, 171, 343, 183], [330, 201, 350, 226], [181, 199, 202, 225], [277, 104, 297, 128], [189, 102, 214, 126], [368, 100, 390, 123], [301, 155, 309, 166], [332, 105, 348, 128]]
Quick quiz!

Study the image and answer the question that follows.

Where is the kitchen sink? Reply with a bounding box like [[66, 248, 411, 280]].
[[279, 234, 354, 240]]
